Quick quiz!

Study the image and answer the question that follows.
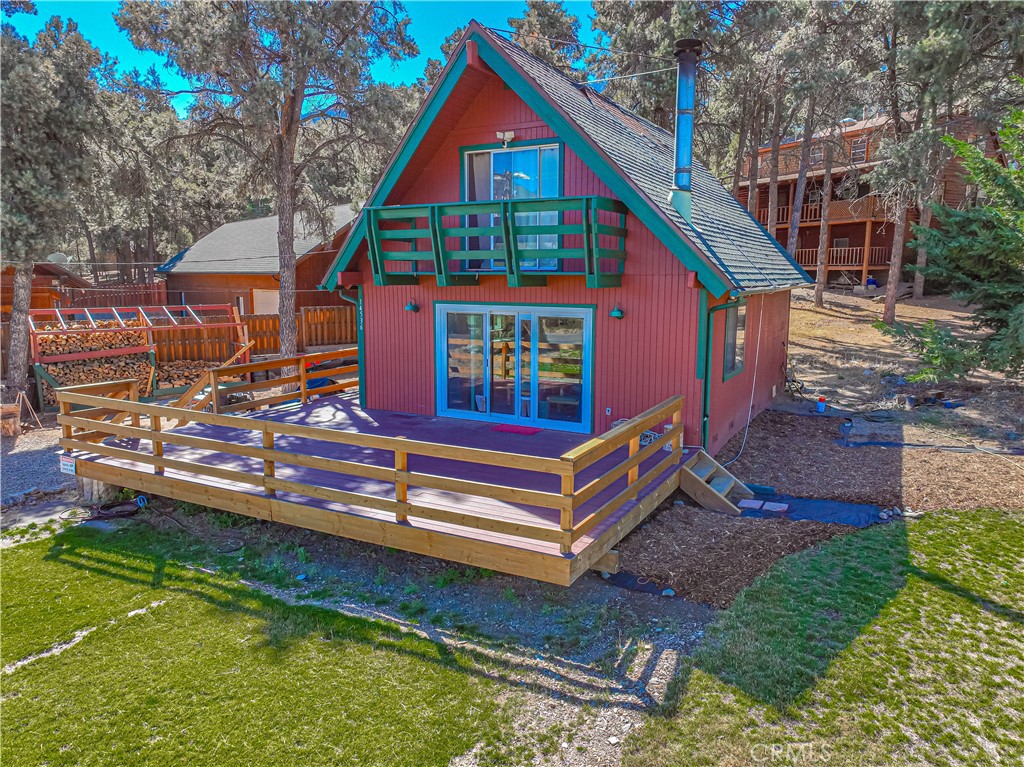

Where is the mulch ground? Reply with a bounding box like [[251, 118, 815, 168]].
[[716, 410, 1024, 511], [618, 503, 849, 609]]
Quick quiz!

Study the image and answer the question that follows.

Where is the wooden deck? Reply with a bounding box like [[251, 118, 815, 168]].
[[55, 354, 688, 585]]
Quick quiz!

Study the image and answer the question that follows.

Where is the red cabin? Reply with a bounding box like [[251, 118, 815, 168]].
[[323, 23, 810, 456]]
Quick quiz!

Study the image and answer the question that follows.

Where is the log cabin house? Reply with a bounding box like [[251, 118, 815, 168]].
[[158, 206, 357, 314], [0, 262, 92, 312], [59, 25, 813, 585], [737, 113, 1002, 285]]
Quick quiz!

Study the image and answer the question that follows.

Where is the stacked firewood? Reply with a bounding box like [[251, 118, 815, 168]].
[[156, 360, 239, 390], [41, 353, 153, 407], [36, 320, 148, 357]]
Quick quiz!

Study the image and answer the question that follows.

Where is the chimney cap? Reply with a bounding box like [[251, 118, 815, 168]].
[[674, 38, 703, 59]]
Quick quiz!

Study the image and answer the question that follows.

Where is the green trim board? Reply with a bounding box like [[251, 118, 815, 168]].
[[322, 27, 732, 297]]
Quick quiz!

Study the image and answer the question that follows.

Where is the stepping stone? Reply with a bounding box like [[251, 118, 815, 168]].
[[762, 502, 790, 512], [738, 499, 763, 510]]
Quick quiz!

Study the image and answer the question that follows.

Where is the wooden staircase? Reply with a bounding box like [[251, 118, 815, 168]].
[[679, 449, 754, 514]]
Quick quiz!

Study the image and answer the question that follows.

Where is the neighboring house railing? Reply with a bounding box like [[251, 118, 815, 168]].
[[365, 195, 628, 288], [793, 246, 894, 269]]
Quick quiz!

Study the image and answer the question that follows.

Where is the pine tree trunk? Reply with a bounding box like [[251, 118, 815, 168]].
[[731, 93, 750, 197], [813, 148, 833, 308], [912, 201, 934, 300], [276, 148, 299, 361], [83, 223, 99, 285], [787, 94, 817, 255], [146, 213, 156, 282], [746, 97, 762, 215], [882, 205, 908, 325], [5, 260, 33, 400], [767, 80, 784, 238]]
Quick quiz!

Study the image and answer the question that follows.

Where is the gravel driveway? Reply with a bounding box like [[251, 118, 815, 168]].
[[1, 423, 74, 502]]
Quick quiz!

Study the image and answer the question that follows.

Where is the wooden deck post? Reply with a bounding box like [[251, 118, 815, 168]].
[[263, 429, 276, 496], [209, 370, 220, 414], [299, 360, 308, 404], [861, 220, 873, 286], [672, 407, 682, 456], [395, 448, 408, 522], [627, 435, 641, 485], [152, 414, 164, 475], [128, 380, 141, 428], [560, 471, 574, 554], [59, 397, 72, 451]]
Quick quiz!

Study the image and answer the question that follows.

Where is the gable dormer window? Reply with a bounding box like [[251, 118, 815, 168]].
[[464, 143, 561, 271]]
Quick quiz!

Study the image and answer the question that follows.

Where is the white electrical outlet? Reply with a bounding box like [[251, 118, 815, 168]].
[[605, 407, 612, 416]]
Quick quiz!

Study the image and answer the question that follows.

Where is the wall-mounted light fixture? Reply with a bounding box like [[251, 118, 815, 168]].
[[609, 305, 625, 320], [496, 130, 515, 148], [404, 300, 419, 313]]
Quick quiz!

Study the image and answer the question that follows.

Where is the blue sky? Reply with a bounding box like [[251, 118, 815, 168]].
[[9, 1, 598, 94]]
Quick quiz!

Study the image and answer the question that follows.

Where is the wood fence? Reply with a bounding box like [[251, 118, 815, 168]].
[[62, 282, 167, 308]]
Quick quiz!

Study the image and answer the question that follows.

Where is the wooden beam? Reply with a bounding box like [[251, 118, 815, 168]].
[[591, 550, 619, 574]]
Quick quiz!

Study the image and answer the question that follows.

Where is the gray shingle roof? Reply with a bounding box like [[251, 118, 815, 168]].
[[160, 205, 357, 275], [483, 27, 810, 293]]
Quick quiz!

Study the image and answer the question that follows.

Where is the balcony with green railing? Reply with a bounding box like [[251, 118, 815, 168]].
[[365, 195, 628, 288]]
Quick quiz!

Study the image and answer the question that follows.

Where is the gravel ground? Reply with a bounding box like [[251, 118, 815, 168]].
[[1, 419, 72, 503]]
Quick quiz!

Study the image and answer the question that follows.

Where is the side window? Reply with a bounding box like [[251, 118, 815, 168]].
[[850, 136, 868, 163], [810, 144, 824, 166], [723, 303, 746, 379]]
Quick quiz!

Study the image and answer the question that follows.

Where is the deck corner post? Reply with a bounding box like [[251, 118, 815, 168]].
[[299, 361, 308, 404], [58, 397, 72, 450], [128, 380, 141, 427], [559, 469, 575, 554]]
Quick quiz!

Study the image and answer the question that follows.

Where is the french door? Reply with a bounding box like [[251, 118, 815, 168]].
[[436, 304, 592, 433]]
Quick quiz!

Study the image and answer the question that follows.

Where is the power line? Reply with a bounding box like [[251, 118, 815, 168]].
[[487, 27, 678, 64], [584, 67, 676, 85]]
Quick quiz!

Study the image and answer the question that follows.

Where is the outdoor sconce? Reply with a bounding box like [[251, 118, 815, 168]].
[[609, 305, 625, 320], [404, 300, 420, 313]]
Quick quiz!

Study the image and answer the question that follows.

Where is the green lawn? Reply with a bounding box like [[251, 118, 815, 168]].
[[624, 508, 1024, 767], [1, 525, 498, 767]]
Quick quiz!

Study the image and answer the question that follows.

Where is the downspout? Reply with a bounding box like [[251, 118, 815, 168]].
[[669, 39, 703, 224], [336, 288, 366, 408]]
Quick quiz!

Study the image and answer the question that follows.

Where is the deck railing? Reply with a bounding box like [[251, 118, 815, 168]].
[[794, 246, 893, 269], [55, 384, 684, 556], [366, 195, 628, 289]]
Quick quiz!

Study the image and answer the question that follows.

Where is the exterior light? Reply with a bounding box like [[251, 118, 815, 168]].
[[404, 300, 419, 313], [609, 305, 624, 320]]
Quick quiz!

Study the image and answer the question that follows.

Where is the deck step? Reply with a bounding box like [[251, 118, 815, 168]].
[[709, 474, 734, 496], [677, 449, 750, 515], [691, 458, 718, 481]]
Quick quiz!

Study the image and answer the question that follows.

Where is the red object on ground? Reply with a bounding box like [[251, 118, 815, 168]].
[[491, 424, 543, 435]]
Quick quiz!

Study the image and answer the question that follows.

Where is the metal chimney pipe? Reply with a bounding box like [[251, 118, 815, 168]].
[[671, 38, 703, 223]]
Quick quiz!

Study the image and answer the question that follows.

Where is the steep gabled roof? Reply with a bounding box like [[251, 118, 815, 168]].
[[159, 205, 357, 275], [323, 23, 809, 296]]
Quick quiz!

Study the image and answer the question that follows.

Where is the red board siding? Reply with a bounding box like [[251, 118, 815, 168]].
[[705, 291, 791, 456], [357, 67, 790, 448]]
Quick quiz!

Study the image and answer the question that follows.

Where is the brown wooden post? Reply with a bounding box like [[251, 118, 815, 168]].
[[152, 414, 164, 475], [560, 471, 575, 554], [395, 448, 408, 522], [209, 370, 220, 414], [59, 397, 72, 451], [671, 407, 682, 458], [299, 360, 308, 404], [129, 380, 141, 428], [263, 429, 276, 495], [861, 220, 874, 286], [627, 434, 641, 485]]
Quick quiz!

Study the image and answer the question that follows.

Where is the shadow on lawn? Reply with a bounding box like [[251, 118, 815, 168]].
[[41, 524, 663, 713], [660, 520, 911, 713]]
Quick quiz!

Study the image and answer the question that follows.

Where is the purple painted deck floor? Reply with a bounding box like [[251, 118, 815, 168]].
[[84, 393, 690, 558]]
